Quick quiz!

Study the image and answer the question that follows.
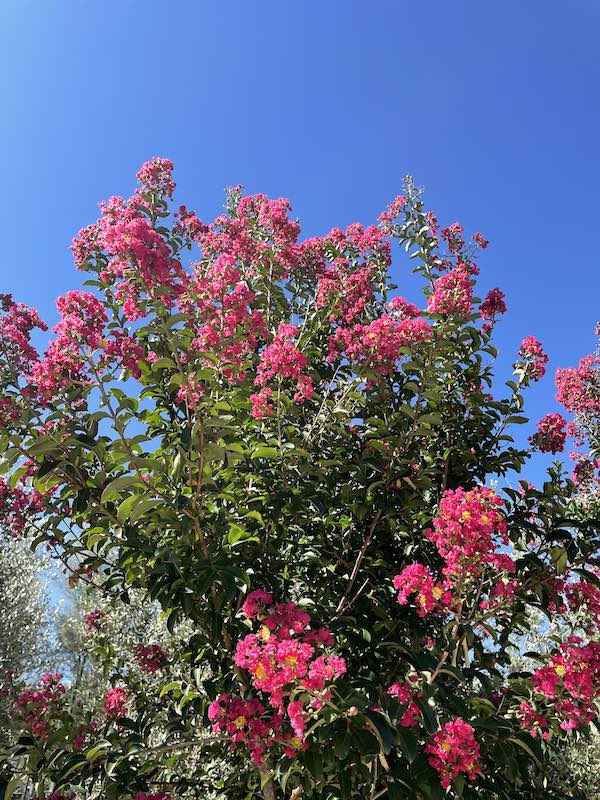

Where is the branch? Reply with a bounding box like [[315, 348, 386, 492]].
[[336, 509, 383, 614]]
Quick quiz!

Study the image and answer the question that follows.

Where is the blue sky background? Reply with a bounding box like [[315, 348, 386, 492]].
[[1, 0, 598, 485]]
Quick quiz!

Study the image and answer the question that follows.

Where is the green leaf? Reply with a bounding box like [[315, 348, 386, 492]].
[[251, 446, 279, 460], [100, 476, 141, 504]]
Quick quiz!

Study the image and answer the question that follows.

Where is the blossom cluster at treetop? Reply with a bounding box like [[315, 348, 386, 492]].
[[0, 157, 599, 800]]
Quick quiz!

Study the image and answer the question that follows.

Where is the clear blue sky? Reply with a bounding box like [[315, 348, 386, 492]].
[[1, 1, 598, 481]]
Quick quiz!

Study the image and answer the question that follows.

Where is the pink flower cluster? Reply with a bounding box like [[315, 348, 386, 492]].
[[250, 324, 313, 418], [529, 413, 567, 453], [530, 639, 600, 732], [0, 294, 47, 378], [133, 643, 169, 674], [208, 694, 294, 764], [424, 718, 481, 789], [387, 679, 422, 727], [327, 314, 432, 376], [565, 575, 600, 633], [186, 252, 268, 381], [83, 609, 106, 633], [479, 287, 507, 331], [15, 673, 65, 739], [393, 487, 512, 619], [103, 687, 128, 719], [378, 194, 406, 225], [235, 591, 345, 709], [441, 223, 465, 254], [556, 355, 600, 418], [208, 591, 345, 763], [0, 476, 44, 537], [136, 157, 175, 198], [427, 269, 473, 319], [27, 290, 146, 400], [393, 564, 451, 617], [426, 486, 509, 579], [316, 259, 376, 324], [515, 336, 549, 382]]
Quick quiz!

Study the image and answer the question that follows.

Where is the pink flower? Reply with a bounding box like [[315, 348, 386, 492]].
[[252, 324, 313, 416], [427, 269, 473, 319], [556, 355, 600, 417], [135, 793, 171, 800], [529, 413, 567, 453], [136, 157, 175, 199], [83, 610, 106, 633], [479, 287, 506, 330], [515, 336, 548, 382], [134, 643, 169, 674], [242, 589, 274, 620], [103, 687, 128, 718], [425, 718, 481, 789], [327, 315, 431, 375], [426, 486, 507, 579], [387, 681, 422, 727], [392, 564, 451, 617]]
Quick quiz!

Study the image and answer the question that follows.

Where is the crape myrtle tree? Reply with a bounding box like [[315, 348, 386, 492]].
[[0, 159, 599, 800]]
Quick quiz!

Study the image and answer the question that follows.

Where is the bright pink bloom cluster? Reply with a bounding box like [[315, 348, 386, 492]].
[[136, 157, 175, 198], [216, 591, 345, 761], [425, 718, 481, 789], [516, 336, 549, 382], [83, 610, 106, 633], [479, 287, 507, 331], [441, 223, 465, 254], [208, 694, 285, 764], [529, 413, 567, 453], [186, 252, 268, 381], [387, 296, 421, 320], [251, 324, 313, 417], [378, 194, 407, 225], [518, 702, 550, 739], [472, 232, 489, 249], [235, 592, 344, 708], [327, 314, 432, 375], [393, 564, 451, 617], [530, 640, 600, 731], [387, 680, 422, 727], [0, 294, 47, 378], [565, 575, 600, 633], [15, 674, 65, 739], [316, 258, 376, 324], [427, 269, 473, 319], [0, 476, 44, 537], [426, 486, 509, 579], [133, 643, 169, 674], [556, 355, 600, 418], [103, 687, 128, 719]]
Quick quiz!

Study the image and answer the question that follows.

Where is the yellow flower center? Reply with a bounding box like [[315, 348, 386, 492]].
[[462, 511, 471, 520], [291, 736, 302, 748], [234, 715, 247, 729], [441, 741, 452, 752], [259, 625, 271, 641], [555, 664, 566, 677], [432, 587, 444, 600], [255, 664, 267, 680], [284, 655, 298, 668]]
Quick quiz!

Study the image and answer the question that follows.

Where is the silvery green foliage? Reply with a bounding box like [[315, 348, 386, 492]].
[[0, 536, 56, 745], [55, 585, 229, 799], [510, 606, 600, 799]]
